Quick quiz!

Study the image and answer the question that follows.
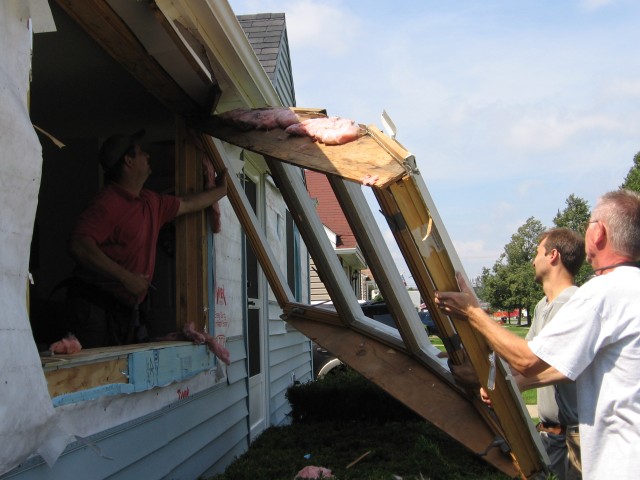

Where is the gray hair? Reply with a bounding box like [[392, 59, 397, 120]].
[[592, 189, 640, 260]]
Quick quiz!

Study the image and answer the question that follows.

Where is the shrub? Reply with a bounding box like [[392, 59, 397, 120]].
[[286, 367, 421, 424]]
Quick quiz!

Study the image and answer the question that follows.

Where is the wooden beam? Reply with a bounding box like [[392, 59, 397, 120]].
[[55, 0, 201, 115], [375, 174, 547, 478]]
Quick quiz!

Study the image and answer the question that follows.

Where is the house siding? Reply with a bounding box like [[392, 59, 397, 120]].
[[264, 173, 311, 428], [2, 342, 249, 479]]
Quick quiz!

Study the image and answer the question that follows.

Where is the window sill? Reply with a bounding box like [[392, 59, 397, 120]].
[[41, 341, 217, 407]]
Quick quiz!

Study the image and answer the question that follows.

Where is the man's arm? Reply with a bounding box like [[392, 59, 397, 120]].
[[435, 272, 554, 377], [69, 236, 149, 301], [176, 169, 227, 216], [512, 366, 570, 391]]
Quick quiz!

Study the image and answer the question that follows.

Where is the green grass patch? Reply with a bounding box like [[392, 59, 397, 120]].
[[503, 324, 530, 339], [208, 420, 511, 480]]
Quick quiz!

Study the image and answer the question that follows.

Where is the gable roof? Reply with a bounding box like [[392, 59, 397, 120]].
[[237, 13, 296, 106]]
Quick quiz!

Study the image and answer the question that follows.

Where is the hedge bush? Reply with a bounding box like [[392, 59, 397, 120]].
[[286, 367, 421, 424]]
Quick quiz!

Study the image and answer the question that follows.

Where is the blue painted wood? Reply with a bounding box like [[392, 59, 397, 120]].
[[128, 344, 216, 392], [52, 383, 135, 407], [50, 344, 219, 407]]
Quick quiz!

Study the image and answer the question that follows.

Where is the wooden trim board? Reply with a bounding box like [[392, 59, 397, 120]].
[[198, 134, 295, 307]]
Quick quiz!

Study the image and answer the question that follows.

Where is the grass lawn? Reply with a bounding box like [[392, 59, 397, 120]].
[[207, 420, 511, 480]]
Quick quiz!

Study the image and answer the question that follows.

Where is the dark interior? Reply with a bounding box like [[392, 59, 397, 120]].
[[29, 2, 179, 349]]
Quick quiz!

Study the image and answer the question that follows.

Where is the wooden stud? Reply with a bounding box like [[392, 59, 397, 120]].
[[175, 119, 206, 330]]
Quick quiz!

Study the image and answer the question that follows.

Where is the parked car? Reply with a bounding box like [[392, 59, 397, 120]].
[[311, 300, 439, 379], [312, 342, 346, 379], [360, 300, 439, 336]]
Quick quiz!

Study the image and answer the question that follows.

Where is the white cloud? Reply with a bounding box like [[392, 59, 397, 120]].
[[603, 78, 640, 98], [507, 113, 623, 151], [579, 0, 618, 11]]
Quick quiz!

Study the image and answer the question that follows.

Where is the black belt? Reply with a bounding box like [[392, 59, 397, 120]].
[[536, 422, 566, 435]]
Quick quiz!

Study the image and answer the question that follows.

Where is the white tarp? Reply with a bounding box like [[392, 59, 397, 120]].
[[0, 1, 72, 475]]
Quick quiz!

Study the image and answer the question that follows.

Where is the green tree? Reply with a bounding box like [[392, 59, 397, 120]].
[[552, 194, 593, 285], [621, 151, 640, 192], [477, 217, 544, 325], [553, 194, 591, 235], [478, 264, 510, 313]]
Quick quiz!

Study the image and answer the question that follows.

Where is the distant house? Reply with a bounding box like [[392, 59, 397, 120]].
[[305, 170, 367, 302]]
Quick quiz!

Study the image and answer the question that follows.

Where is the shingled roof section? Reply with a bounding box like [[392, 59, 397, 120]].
[[237, 13, 296, 106]]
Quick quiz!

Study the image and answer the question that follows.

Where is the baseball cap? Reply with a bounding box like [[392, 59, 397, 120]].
[[98, 129, 145, 171]]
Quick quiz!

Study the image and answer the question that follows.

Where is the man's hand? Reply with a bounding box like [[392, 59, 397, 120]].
[[480, 387, 493, 407], [449, 356, 481, 389], [121, 272, 150, 303], [177, 168, 228, 216], [434, 272, 479, 319], [215, 168, 228, 189]]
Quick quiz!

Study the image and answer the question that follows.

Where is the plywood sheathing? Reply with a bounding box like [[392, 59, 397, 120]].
[[192, 112, 409, 188]]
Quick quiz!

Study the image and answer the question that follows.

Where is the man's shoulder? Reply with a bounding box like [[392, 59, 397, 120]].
[[93, 184, 132, 202], [555, 285, 579, 303], [139, 188, 176, 202]]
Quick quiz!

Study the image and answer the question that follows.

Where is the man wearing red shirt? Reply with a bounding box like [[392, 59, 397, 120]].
[[67, 129, 227, 347]]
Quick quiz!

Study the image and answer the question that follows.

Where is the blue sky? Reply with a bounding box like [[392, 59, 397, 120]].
[[228, 0, 640, 283]]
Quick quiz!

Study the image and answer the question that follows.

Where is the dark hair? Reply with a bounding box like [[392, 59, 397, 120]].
[[593, 189, 640, 260], [538, 227, 585, 276], [103, 145, 135, 183]]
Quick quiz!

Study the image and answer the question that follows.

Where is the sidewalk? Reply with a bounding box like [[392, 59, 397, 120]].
[[526, 404, 538, 418]]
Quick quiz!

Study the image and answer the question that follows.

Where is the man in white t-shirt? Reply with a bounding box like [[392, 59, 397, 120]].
[[435, 190, 640, 480]]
